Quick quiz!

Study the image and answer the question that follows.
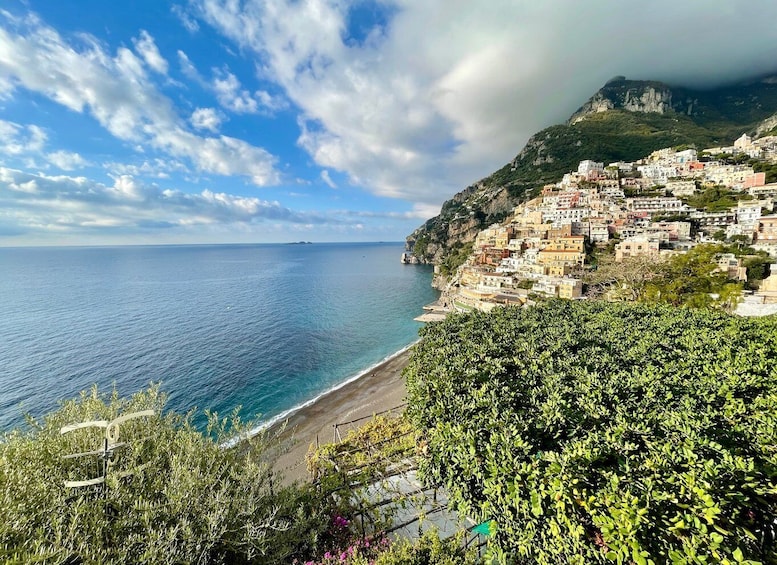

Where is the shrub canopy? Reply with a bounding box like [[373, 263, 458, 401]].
[[405, 301, 777, 564], [0, 386, 318, 564]]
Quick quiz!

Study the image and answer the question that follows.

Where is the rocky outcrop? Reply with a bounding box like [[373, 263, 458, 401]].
[[570, 80, 673, 124], [755, 112, 777, 137], [622, 86, 672, 114], [406, 184, 515, 265], [569, 93, 615, 124]]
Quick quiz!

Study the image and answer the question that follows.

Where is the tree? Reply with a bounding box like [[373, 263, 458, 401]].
[[642, 244, 741, 311], [0, 386, 317, 564], [583, 254, 664, 301], [586, 244, 745, 311]]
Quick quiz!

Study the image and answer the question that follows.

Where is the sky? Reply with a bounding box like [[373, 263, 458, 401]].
[[1, 1, 777, 246]]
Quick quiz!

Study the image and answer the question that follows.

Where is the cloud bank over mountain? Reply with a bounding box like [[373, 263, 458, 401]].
[[195, 0, 777, 206]]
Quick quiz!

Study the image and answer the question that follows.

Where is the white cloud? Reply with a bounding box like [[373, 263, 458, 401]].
[[0, 14, 281, 186], [0, 166, 336, 235], [132, 30, 168, 75], [195, 0, 777, 208], [212, 68, 259, 113], [0, 119, 47, 155], [190, 107, 223, 132], [255, 89, 288, 112], [172, 4, 200, 33], [177, 49, 201, 81], [46, 150, 88, 170], [104, 158, 189, 179], [409, 202, 441, 220], [210, 69, 288, 115], [178, 50, 288, 116], [320, 169, 336, 188]]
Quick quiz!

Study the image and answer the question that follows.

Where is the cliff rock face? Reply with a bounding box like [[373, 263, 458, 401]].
[[405, 184, 512, 265], [623, 86, 673, 114], [755, 112, 777, 136], [570, 80, 673, 124]]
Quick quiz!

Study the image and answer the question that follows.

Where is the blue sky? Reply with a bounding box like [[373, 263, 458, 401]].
[[1, 0, 777, 245]]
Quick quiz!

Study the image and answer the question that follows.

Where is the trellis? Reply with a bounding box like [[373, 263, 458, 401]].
[[312, 408, 491, 558]]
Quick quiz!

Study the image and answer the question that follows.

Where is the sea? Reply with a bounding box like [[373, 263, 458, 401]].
[[0, 242, 438, 432]]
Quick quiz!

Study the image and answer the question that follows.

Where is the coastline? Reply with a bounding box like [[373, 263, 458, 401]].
[[265, 345, 414, 484]]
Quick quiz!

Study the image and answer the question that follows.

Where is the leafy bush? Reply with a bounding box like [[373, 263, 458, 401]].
[[365, 531, 476, 565], [0, 385, 329, 564], [584, 244, 747, 310], [307, 415, 418, 482], [299, 531, 475, 565], [680, 186, 749, 213], [405, 301, 777, 564]]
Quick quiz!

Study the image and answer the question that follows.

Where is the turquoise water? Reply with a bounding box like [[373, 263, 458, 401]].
[[0, 243, 438, 430]]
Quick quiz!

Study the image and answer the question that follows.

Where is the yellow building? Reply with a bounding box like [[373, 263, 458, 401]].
[[540, 235, 585, 252], [474, 226, 513, 250], [614, 237, 660, 262], [755, 215, 777, 244], [536, 236, 586, 276], [558, 279, 583, 299]]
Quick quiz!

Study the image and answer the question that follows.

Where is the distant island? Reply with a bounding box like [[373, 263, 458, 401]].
[[286, 241, 313, 245]]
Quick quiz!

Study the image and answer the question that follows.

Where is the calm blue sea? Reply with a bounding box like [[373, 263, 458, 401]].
[[0, 243, 438, 431]]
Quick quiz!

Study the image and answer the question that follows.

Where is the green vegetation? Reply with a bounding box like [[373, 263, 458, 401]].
[[584, 244, 753, 310], [358, 531, 476, 565], [642, 246, 742, 310], [680, 186, 752, 213], [307, 415, 418, 488], [0, 386, 315, 563], [0, 387, 461, 565], [439, 241, 473, 278], [743, 255, 773, 288], [413, 234, 430, 259], [300, 531, 475, 565], [753, 160, 777, 184], [405, 301, 777, 563]]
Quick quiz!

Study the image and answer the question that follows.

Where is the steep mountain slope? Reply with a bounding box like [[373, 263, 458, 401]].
[[407, 75, 777, 265]]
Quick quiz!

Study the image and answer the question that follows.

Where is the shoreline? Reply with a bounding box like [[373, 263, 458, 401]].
[[250, 341, 418, 437], [265, 345, 415, 484]]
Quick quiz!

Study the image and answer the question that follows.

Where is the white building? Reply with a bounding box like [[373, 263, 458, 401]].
[[703, 164, 757, 188], [736, 200, 762, 231], [609, 161, 635, 174], [615, 237, 660, 262], [627, 197, 688, 214], [542, 207, 592, 225], [637, 164, 678, 184], [673, 149, 698, 164], [578, 160, 604, 179]]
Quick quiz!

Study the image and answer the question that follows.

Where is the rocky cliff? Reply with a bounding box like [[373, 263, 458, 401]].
[[569, 79, 674, 123]]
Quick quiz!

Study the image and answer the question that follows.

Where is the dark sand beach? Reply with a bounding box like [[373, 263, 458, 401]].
[[268, 348, 413, 483]]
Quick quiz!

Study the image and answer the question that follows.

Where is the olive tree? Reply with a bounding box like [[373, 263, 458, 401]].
[[0, 385, 307, 564]]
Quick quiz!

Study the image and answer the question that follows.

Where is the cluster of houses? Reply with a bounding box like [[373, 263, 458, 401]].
[[434, 135, 777, 315]]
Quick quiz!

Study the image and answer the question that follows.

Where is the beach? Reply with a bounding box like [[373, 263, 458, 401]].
[[268, 347, 413, 483]]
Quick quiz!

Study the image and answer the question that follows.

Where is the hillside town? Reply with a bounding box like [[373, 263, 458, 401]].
[[412, 133, 777, 320]]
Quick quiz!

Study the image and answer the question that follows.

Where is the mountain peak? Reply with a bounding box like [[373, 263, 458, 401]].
[[569, 78, 674, 124]]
